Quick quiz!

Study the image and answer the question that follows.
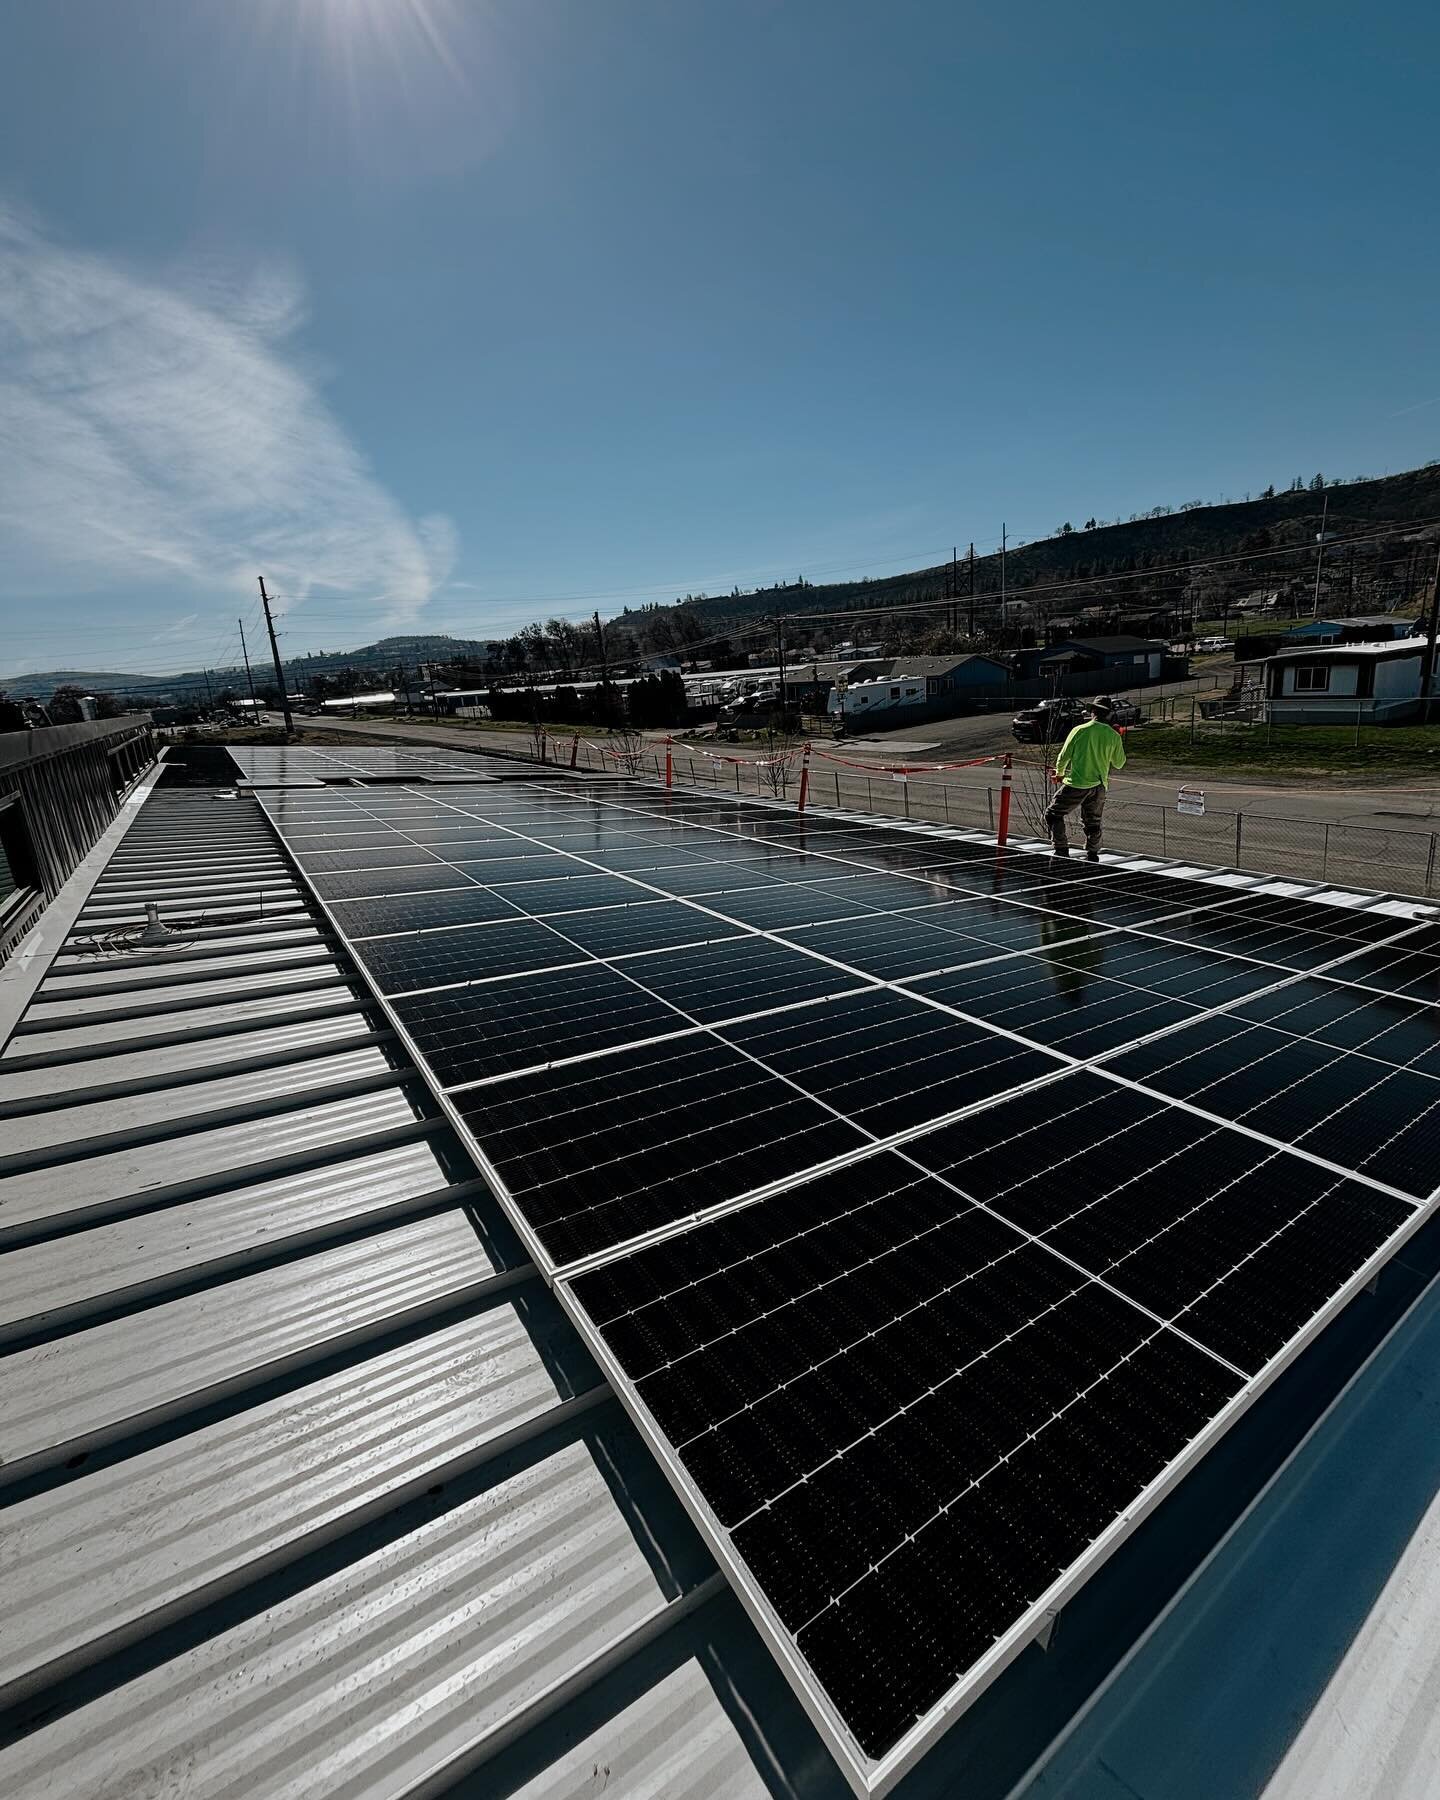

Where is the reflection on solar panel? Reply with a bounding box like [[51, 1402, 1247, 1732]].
[[259, 772, 1440, 1795], [226, 744, 500, 784]]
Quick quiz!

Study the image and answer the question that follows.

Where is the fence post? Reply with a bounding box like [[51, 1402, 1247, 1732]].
[[797, 742, 812, 813], [901, 777, 910, 819], [943, 787, 950, 824], [569, 732, 579, 769], [735, 763, 741, 793], [1234, 811, 1243, 868], [1323, 822, 1330, 880], [1427, 833, 1437, 896], [866, 776, 873, 810], [834, 772, 840, 808], [997, 753, 1013, 848], [987, 787, 995, 831], [664, 738, 673, 788]]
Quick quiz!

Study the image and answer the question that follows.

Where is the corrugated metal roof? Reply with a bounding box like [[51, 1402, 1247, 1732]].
[[0, 784, 754, 1800], [5, 774, 1440, 1800]]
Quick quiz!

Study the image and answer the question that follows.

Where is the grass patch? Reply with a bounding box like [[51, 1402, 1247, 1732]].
[[1125, 721, 1440, 774]]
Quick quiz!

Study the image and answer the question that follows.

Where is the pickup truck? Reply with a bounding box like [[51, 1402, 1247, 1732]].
[[1012, 696, 1141, 742], [1011, 698, 1085, 744]]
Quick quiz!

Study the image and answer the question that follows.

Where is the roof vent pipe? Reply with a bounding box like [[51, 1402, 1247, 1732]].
[[136, 901, 173, 947]]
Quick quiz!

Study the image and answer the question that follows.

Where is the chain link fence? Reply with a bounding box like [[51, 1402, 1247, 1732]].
[[644, 742, 1439, 900]]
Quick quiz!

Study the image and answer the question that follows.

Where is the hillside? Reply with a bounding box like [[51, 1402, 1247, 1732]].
[[2, 634, 497, 702], [9, 465, 1440, 700], [619, 463, 1440, 647]]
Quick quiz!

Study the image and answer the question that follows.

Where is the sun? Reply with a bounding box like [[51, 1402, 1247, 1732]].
[[255, 0, 474, 96]]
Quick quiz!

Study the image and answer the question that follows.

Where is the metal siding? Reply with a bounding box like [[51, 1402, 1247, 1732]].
[[17, 958, 348, 1023], [0, 721, 156, 929], [3, 985, 363, 1058], [0, 1139, 453, 1330], [0, 1303, 570, 1701], [0, 1010, 378, 1104], [508, 1658, 770, 1800], [40, 940, 339, 992], [0, 1210, 502, 1471], [0, 1044, 399, 1160], [0, 1087, 430, 1249], [0, 1441, 673, 1800]]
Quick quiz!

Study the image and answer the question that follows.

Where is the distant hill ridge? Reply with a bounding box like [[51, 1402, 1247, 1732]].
[[8, 464, 1440, 698], [631, 463, 1440, 636], [2, 634, 497, 702]]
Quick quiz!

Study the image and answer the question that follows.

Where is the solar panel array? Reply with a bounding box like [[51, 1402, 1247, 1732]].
[[226, 744, 500, 785], [259, 774, 1440, 1793]]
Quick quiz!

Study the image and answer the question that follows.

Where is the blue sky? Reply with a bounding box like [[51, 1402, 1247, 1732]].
[[2, 0, 1437, 679]]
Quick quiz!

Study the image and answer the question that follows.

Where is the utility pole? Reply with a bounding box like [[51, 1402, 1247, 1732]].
[[968, 542, 976, 639], [201, 668, 214, 707], [238, 618, 258, 712], [257, 577, 294, 734], [1422, 544, 1440, 716], [594, 610, 613, 725], [950, 545, 958, 643], [1000, 524, 1007, 639], [775, 617, 787, 715], [1310, 493, 1329, 620]]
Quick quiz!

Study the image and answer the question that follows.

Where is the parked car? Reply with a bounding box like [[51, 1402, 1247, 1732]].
[[1011, 698, 1085, 743], [1103, 696, 1143, 727], [1196, 636, 1230, 652]]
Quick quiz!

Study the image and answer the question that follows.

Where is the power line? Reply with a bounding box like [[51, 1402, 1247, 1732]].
[[777, 515, 1440, 626]]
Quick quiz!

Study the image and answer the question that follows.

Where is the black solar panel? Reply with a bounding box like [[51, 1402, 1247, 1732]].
[[907, 955, 1203, 1057], [259, 773, 1437, 1791], [566, 1148, 1245, 1759], [452, 1035, 866, 1265], [350, 917, 583, 994], [328, 884, 523, 938], [394, 962, 687, 1086]]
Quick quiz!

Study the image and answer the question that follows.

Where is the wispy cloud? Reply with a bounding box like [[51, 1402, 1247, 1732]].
[[0, 206, 455, 625], [1388, 394, 1440, 418]]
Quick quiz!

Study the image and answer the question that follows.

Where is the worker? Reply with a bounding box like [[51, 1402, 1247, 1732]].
[[1045, 697, 1127, 862]]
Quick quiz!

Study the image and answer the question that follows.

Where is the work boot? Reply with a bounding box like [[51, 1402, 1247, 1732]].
[[1050, 847, 1069, 863], [1085, 850, 1100, 864]]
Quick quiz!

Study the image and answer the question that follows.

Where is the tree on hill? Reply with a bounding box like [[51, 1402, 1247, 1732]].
[[47, 685, 89, 722]]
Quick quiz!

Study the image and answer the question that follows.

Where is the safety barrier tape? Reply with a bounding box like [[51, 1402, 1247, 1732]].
[[809, 747, 1006, 776]]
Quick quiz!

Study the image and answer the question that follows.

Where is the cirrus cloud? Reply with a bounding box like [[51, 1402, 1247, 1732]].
[[0, 206, 455, 625]]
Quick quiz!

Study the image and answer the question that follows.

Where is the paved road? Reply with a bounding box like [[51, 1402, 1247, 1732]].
[[299, 710, 1440, 832]]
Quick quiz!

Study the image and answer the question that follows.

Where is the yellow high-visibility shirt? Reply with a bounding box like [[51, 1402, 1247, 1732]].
[[1054, 719, 1127, 789]]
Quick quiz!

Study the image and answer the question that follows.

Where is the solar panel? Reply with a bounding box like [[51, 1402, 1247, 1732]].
[[226, 744, 500, 785], [258, 772, 1439, 1795]]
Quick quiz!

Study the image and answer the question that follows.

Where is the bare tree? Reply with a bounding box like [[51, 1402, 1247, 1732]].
[[757, 724, 803, 798], [546, 618, 585, 673], [609, 728, 648, 774]]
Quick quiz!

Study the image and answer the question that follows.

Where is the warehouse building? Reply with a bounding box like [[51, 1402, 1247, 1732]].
[[2, 749, 1440, 1800]]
